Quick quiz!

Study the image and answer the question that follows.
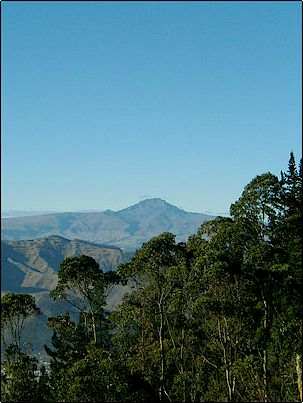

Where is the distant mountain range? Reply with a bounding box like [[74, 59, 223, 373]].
[[1, 235, 132, 294], [1, 198, 214, 250], [1, 209, 104, 218], [1, 235, 132, 355], [1, 210, 58, 218], [1, 199, 214, 355]]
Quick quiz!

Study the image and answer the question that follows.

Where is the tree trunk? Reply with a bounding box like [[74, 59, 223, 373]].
[[261, 290, 268, 403], [218, 318, 235, 402], [181, 326, 186, 403], [140, 311, 146, 374], [158, 301, 165, 402], [84, 314, 88, 343], [296, 354, 302, 402], [91, 313, 97, 344]]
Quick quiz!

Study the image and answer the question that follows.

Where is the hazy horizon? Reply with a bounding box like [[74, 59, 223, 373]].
[[1, 197, 227, 218]]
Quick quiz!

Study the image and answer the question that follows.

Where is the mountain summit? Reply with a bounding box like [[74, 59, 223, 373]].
[[123, 198, 170, 209], [1, 199, 214, 250], [116, 198, 187, 218]]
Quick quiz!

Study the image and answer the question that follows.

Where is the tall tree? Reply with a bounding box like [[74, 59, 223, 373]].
[[1, 293, 40, 350], [230, 172, 281, 239], [229, 155, 302, 402], [1, 294, 50, 402], [272, 152, 303, 401], [280, 151, 302, 217], [50, 255, 110, 346], [187, 217, 263, 402], [116, 233, 184, 402]]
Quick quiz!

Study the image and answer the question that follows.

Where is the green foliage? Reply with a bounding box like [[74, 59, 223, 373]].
[[50, 255, 110, 346], [1, 345, 51, 402], [44, 313, 87, 372], [3, 152, 301, 402], [53, 346, 156, 402], [1, 292, 40, 350], [50, 255, 106, 312]]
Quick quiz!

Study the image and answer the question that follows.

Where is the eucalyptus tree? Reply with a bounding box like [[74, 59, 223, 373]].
[[230, 172, 281, 239], [187, 217, 263, 402], [1, 293, 49, 402], [229, 154, 302, 402], [1, 292, 40, 351], [50, 255, 112, 346], [51, 343, 158, 403], [116, 232, 190, 402]]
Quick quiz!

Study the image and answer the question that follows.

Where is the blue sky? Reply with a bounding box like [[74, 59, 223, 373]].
[[2, 1, 302, 214]]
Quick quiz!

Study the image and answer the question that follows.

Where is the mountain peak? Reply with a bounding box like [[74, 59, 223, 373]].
[[137, 198, 167, 206], [2, 199, 215, 250], [117, 198, 174, 214]]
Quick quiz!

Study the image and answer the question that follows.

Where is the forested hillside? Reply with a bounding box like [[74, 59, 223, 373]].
[[1, 153, 302, 402]]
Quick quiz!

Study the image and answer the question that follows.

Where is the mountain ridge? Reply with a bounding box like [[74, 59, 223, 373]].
[[1, 235, 132, 354], [1, 235, 131, 293], [1, 198, 214, 250]]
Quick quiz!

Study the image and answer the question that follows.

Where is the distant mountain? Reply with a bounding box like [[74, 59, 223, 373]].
[[1, 235, 131, 293], [1, 210, 58, 218], [1, 198, 214, 250], [1, 235, 132, 355], [1, 209, 105, 218]]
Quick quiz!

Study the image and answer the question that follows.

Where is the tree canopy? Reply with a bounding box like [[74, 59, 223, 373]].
[[1, 152, 302, 402]]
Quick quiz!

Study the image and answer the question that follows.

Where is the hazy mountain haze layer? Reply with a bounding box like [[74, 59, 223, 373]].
[[1, 198, 214, 250]]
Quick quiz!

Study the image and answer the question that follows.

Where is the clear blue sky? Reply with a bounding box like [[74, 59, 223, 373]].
[[2, 1, 302, 214]]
